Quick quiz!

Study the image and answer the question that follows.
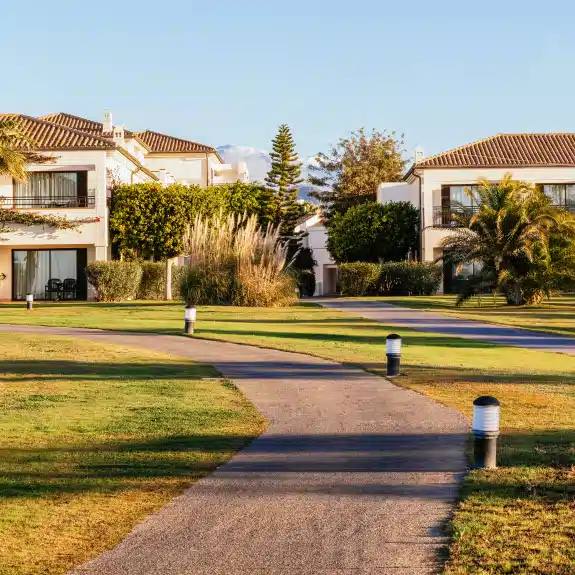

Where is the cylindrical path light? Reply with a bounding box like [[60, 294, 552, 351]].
[[26, 293, 34, 311], [184, 303, 197, 335], [472, 396, 500, 469], [386, 334, 402, 378]]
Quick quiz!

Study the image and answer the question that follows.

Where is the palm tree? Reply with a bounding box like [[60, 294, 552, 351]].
[[0, 118, 51, 182], [439, 175, 575, 305]]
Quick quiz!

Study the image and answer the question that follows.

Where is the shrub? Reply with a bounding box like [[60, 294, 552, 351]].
[[338, 262, 381, 296], [327, 201, 419, 263], [180, 212, 297, 307], [86, 261, 142, 302], [137, 262, 165, 300], [135, 262, 186, 300], [379, 261, 442, 296]]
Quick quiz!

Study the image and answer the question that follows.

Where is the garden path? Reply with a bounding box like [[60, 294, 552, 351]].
[[0, 324, 467, 575]]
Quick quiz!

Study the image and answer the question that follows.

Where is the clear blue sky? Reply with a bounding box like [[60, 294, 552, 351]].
[[3, 0, 575, 160]]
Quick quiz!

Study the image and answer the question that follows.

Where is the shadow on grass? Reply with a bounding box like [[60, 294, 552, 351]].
[[2, 430, 573, 500], [200, 328, 501, 349], [0, 360, 214, 382], [359, 362, 575, 385], [0, 432, 467, 498]]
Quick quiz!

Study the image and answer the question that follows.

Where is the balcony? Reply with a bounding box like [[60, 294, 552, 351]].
[[433, 206, 478, 228], [0, 196, 96, 209], [433, 204, 575, 228]]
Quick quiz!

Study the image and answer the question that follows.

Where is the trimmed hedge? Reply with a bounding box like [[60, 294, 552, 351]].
[[87, 261, 186, 302], [379, 261, 442, 296], [137, 262, 166, 300], [86, 261, 142, 302], [338, 262, 381, 296], [338, 261, 442, 297]]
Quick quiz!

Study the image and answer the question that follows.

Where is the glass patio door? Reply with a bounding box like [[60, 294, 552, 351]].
[[12, 249, 84, 300]]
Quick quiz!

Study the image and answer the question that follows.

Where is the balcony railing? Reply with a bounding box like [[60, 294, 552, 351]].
[[0, 196, 96, 209], [433, 206, 479, 228], [433, 204, 575, 227]]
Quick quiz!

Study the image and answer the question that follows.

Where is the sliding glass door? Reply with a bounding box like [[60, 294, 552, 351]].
[[12, 249, 87, 300]]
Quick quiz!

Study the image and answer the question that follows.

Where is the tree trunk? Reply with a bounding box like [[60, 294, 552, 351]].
[[165, 259, 173, 301]]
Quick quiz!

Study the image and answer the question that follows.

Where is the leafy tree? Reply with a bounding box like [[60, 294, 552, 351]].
[[265, 124, 305, 237], [327, 201, 419, 263], [439, 175, 575, 305], [309, 128, 406, 219]]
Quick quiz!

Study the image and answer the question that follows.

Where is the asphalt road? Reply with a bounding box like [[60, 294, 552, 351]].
[[1, 324, 468, 575]]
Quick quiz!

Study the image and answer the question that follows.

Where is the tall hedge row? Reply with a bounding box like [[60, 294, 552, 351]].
[[87, 261, 185, 302], [338, 261, 442, 297]]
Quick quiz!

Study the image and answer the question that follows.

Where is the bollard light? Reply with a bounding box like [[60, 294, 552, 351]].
[[26, 293, 34, 311], [472, 396, 500, 469], [184, 303, 197, 335], [386, 333, 402, 378]]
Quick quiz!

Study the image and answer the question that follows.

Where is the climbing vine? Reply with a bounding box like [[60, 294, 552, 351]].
[[0, 207, 100, 237]]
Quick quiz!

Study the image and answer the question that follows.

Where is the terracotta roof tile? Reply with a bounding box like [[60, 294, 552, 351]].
[[135, 130, 216, 154], [40, 112, 137, 138], [0, 114, 115, 150], [416, 134, 575, 168]]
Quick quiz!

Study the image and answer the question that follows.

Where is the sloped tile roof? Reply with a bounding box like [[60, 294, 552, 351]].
[[40, 112, 137, 139], [116, 148, 159, 181], [135, 130, 216, 154], [0, 114, 115, 150], [416, 134, 575, 169]]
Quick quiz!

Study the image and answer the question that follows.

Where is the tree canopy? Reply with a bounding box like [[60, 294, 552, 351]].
[[309, 128, 406, 219], [265, 124, 306, 238], [327, 201, 419, 263], [109, 181, 274, 261]]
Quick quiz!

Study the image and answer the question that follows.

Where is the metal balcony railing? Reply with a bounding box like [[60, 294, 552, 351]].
[[0, 196, 96, 209], [433, 206, 478, 228]]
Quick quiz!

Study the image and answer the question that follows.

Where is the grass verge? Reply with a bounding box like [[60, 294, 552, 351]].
[[0, 302, 574, 573], [0, 332, 266, 575], [369, 294, 575, 338]]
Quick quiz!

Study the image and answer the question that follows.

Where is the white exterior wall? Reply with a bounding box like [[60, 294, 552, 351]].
[[106, 150, 155, 186], [297, 214, 337, 296], [377, 181, 419, 205], [419, 166, 575, 262], [144, 153, 209, 186], [0, 150, 109, 300]]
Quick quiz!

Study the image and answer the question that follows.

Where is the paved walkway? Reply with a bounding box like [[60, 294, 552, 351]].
[[320, 300, 575, 355], [1, 324, 467, 575]]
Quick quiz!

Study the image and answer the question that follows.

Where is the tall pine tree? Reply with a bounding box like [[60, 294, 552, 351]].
[[265, 124, 305, 238]]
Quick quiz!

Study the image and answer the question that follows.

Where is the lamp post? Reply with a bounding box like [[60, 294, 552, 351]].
[[386, 334, 402, 377], [26, 293, 34, 311], [184, 303, 197, 335], [472, 396, 500, 469]]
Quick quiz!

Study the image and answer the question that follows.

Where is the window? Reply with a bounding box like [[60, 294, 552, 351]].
[[442, 185, 479, 208], [542, 184, 575, 208], [13, 171, 90, 208]]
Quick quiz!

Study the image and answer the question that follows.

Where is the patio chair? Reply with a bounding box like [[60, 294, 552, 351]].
[[62, 278, 78, 300], [45, 278, 63, 301]]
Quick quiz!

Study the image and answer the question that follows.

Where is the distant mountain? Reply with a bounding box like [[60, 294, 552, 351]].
[[217, 144, 321, 202]]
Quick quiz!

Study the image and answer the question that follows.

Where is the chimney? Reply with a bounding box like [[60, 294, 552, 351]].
[[415, 146, 425, 163], [103, 110, 113, 132], [113, 125, 125, 148]]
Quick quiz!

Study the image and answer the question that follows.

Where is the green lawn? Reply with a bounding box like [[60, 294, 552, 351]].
[[0, 332, 266, 575], [1, 301, 574, 573], [369, 294, 575, 338]]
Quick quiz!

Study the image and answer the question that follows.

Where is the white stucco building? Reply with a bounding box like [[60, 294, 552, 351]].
[[379, 134, 575, 292], [296, 213, 338, 296], [0, 111, 248, 301]]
